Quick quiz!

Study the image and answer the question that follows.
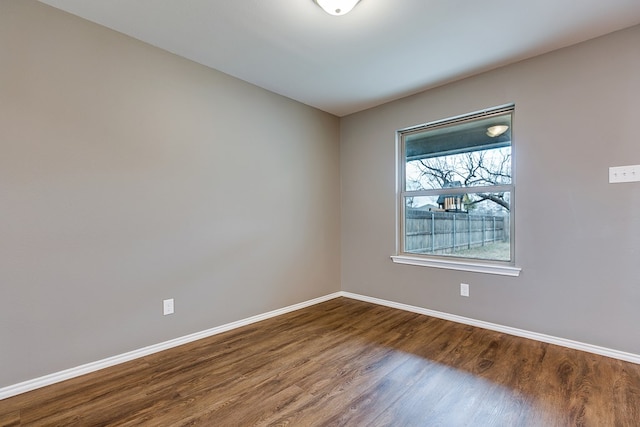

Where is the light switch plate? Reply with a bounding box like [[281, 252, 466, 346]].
[[609, 165, 640, 183]]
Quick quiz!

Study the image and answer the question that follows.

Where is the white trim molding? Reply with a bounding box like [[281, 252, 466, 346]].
[[0, 292, 342, 401], [341, 291, 640, 365], [391, 255, 522, 276], [2, 290, 638, 401]]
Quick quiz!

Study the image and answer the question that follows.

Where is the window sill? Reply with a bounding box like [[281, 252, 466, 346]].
[[390, 255, 521, 277]]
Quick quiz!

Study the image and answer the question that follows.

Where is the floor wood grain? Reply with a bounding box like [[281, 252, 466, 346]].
[[1, 297, 639, 426]]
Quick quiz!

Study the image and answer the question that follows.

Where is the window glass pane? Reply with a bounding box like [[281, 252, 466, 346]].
[[404, 193, 511, 262], [405, 113, 511, 191], [406, 146, 511, 191]]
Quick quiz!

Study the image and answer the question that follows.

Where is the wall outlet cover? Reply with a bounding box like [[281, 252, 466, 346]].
[[163, 299, 174, 315], [460, 283, 470, 297]]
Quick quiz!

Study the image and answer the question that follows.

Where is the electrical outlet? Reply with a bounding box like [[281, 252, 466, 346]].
[[163, 298, 174, 315], [460, 283, 470, 297]]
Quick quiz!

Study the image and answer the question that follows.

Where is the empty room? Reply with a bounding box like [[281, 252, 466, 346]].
[[1, 0, 640, 425]]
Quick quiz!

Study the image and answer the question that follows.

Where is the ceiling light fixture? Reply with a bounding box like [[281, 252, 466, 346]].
[[314, 0, 361, 16], [486, 125, 509, 137]]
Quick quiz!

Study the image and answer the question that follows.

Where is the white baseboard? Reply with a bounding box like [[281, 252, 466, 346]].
[[3, 290, 638, 401], [339, 291, 640, 365], [0, 292, 342, 401]]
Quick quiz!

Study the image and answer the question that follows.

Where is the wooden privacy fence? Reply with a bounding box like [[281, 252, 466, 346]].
[[405, 209, 508, 254]]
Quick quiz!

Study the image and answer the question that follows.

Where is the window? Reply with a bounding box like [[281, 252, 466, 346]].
[[392, 105, 520, 276]]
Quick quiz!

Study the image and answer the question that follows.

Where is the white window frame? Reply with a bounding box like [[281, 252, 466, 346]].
[[391, 105, 521, 277]]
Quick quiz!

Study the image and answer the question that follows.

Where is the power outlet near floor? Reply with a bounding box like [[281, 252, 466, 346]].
[[460, 283, 470, 297], [163, 298, 174, 315]]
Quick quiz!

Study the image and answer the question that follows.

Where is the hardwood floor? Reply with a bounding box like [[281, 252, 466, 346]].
[[1, 297, 639, 426]]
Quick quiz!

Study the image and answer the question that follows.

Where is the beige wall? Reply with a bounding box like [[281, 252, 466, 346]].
[[0, 1, 340, 387], [2, 0, 640, 392], [341, 24, 640, 354]]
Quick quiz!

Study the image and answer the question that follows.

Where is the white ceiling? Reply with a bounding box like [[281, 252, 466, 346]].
[[38, 0, 640, 116]]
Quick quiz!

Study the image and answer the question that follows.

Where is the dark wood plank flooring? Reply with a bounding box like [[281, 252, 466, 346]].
[[1, 297, 639, 426]]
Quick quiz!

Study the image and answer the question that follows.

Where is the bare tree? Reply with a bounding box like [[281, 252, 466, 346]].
[[408, 148, 511, 211]]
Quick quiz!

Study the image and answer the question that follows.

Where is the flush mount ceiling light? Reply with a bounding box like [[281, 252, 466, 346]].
[[314, 0, 361, 16], [486, 125, 509, 137]]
